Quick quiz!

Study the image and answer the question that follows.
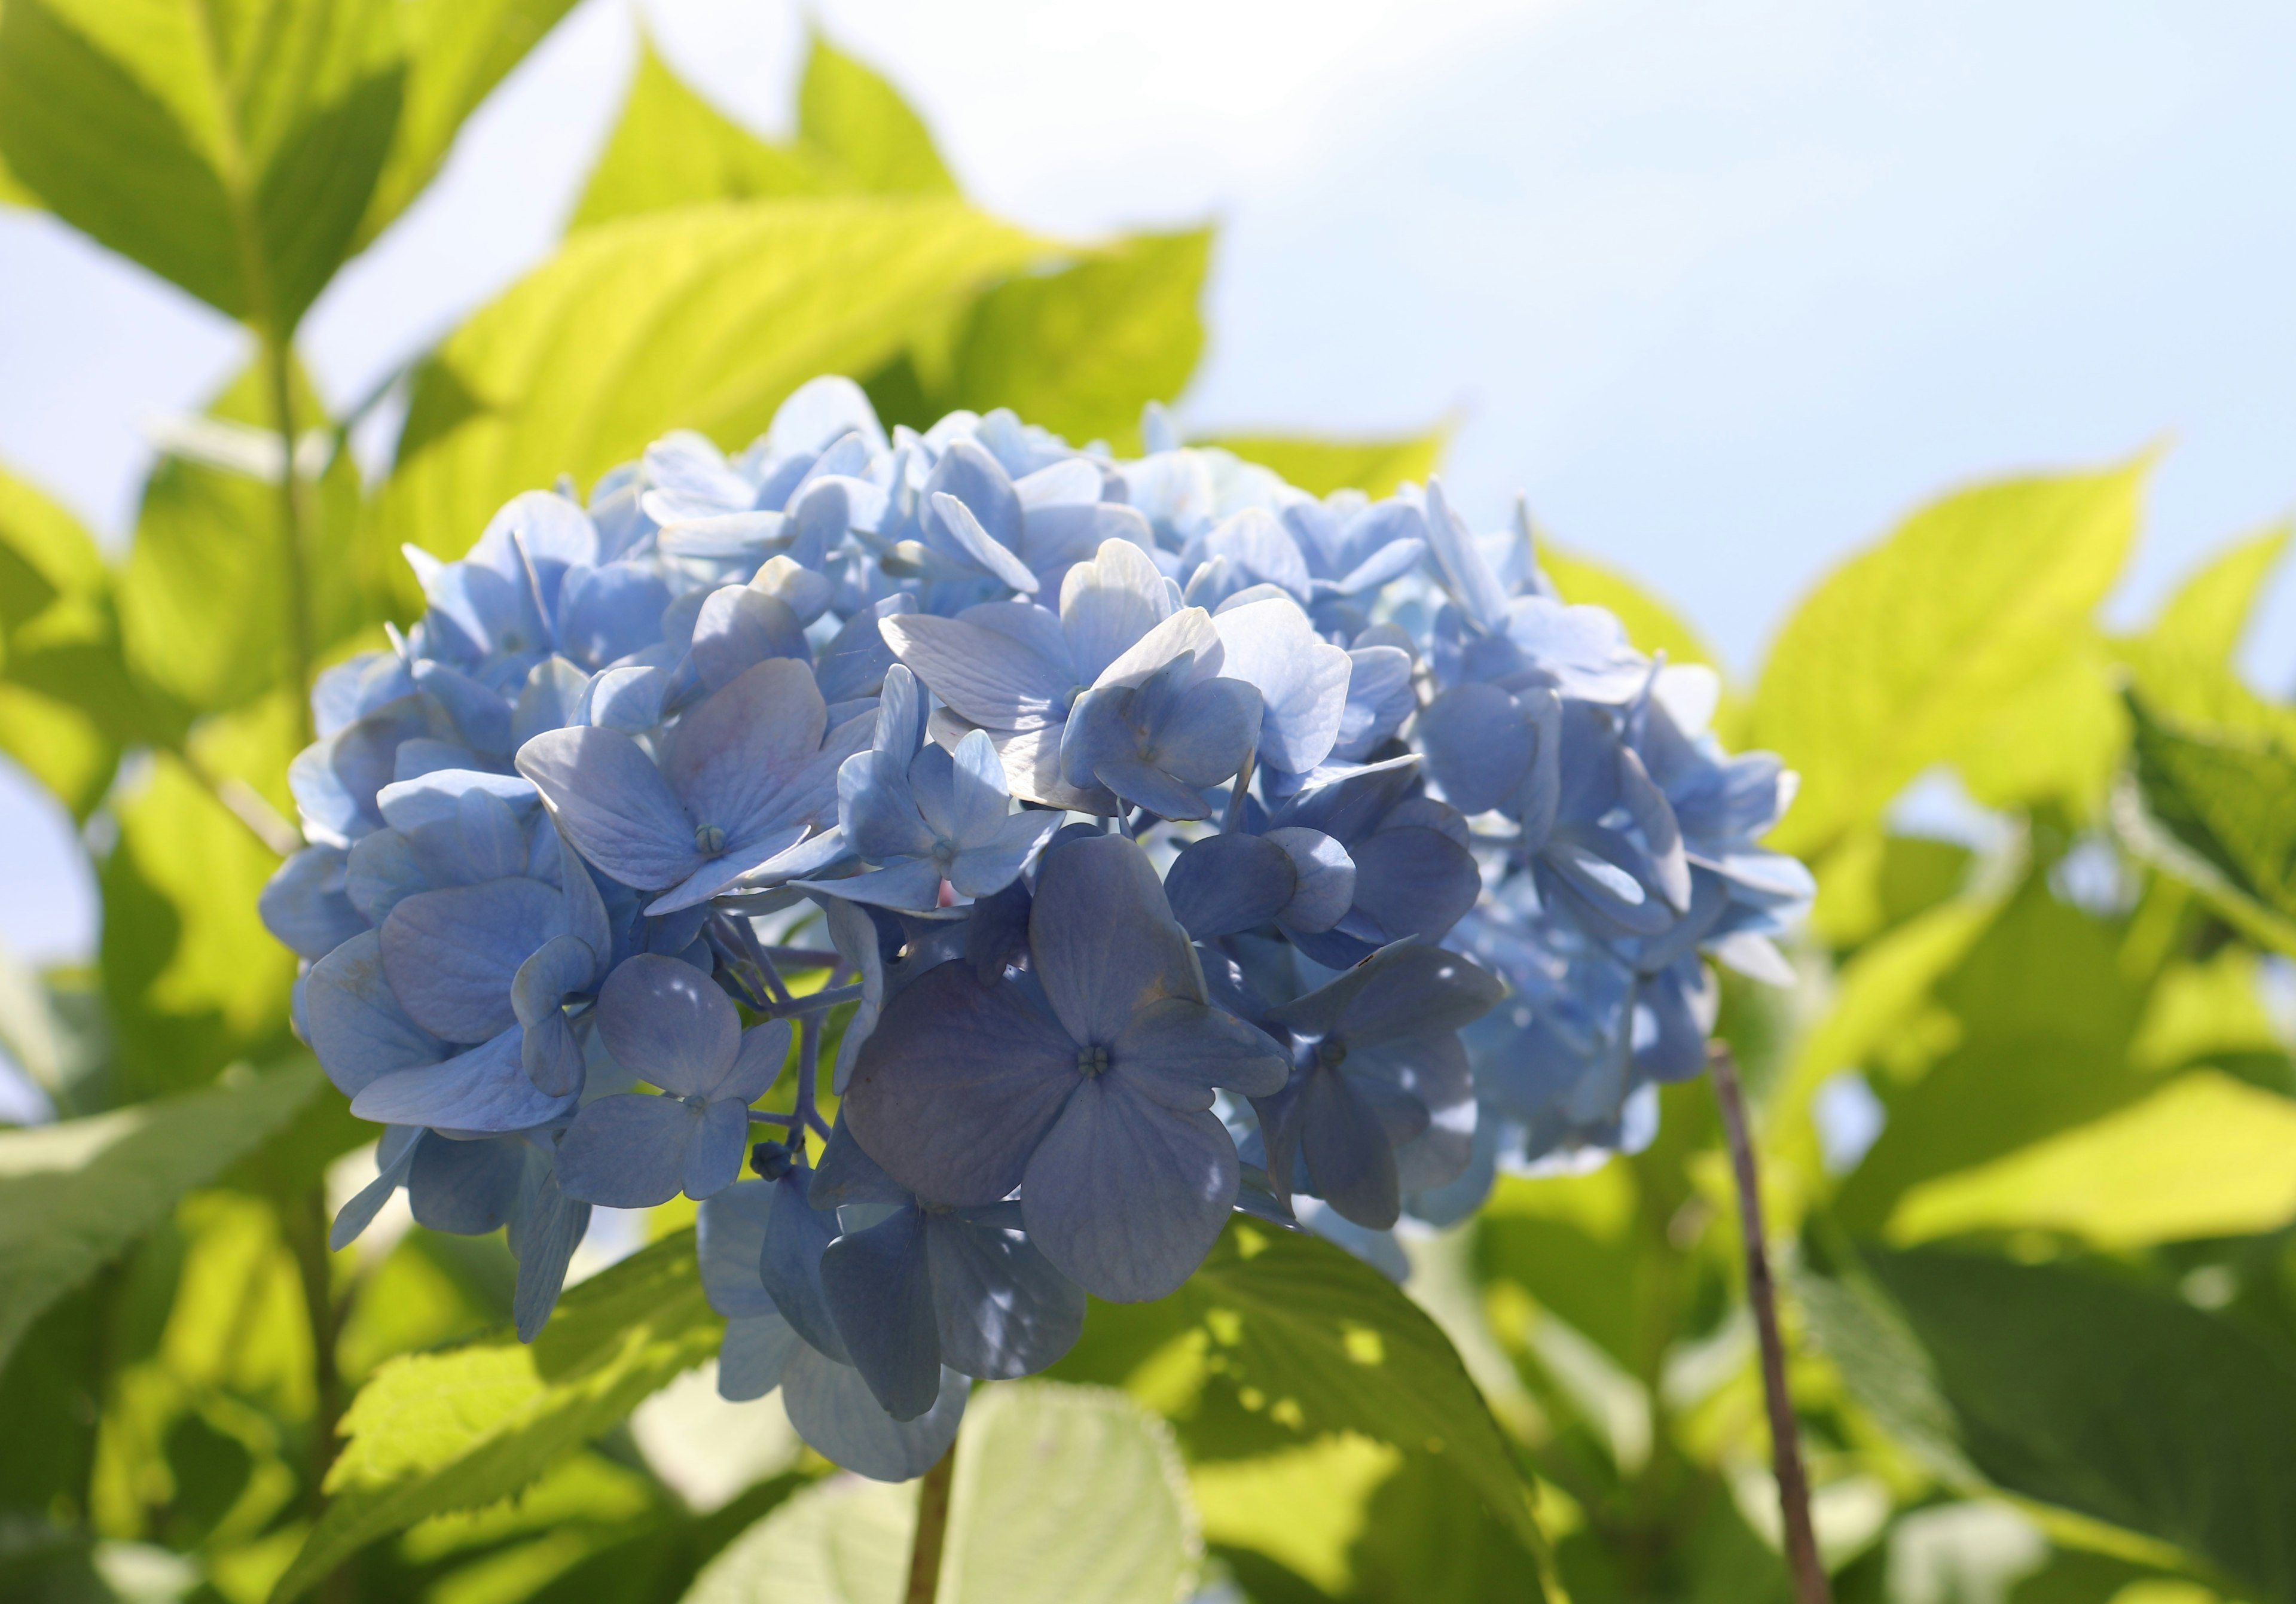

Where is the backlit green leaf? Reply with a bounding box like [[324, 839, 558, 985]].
[[1049, 1219, 1544, 1563], [569, 35, 828, 231], [1751, 461, 2145, 857], [2148, 523, 2289, 663], [270, 1230, 723, 1603], [940, 229, 1212, 451], [0, 1057, 320, 1370], [2127, 690, 2296, 925], [352, 0, 581, 248], [381, 198, 1043, 556], [797, 32, 957, 197], [0, 0, 404, 327], [1812, 1243, 2296, 1603]]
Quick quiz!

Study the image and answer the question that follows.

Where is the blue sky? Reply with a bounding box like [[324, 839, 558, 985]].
[[2, 0, 2291, 963]]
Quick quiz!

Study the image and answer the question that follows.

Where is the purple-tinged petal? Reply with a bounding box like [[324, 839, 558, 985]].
[[947, 810, 1057, 900], [719, 1314, 801, 1401], [691, 586, 808, 691], [518, 727, 698, 891], [1022, 1078, 1238, 1302], [664, 658, 826, 840], [1164, 833, 1295, 940], [1415, 682, 1534, 816], [350, 1028, 578, 1132], [722, 1018, 792, 1103], [259, 845, 365, 959], [1350, 826, 1480, 942], [1028, 834, 1202, 1045], [555, 1093, 698, 1207], [1060, 538, 1175, 686], [932, 492, 1038, 593], [842, 962, 1078, 1206], [946, 728, 1010, 847], [407, 1132, 524, 1234], [796, 856, 946, 912], [306, 932, 444, 1096], [780, 1344, 968, 1482], [598, 953, 740, 1096], [1299, 1068, 1402, 1230], [761, 1165, 851, 1363], [685, 1098, 751, 1199], [823, 1205, 944, 1419], [1113, 996, 1289, 1102], [699, 1179, 780, 1319], [1212, 598, 1349, 773], [381, 878, 564, 1042], [883, 614, 1073, 733], [927, 1210, 1085, 1379]]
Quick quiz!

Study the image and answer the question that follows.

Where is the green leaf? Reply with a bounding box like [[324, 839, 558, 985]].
[[569, 35, 827, 231], [351, 0, 581, 249], [938, 229, 1213, 451], [1541, 545, 1723, 675], [1886, 1069, 2296, 1248], [1193, 431, 1447, 499], [1834, 880, 2152, 1231], [101, 751, 298, 1094], [0, 463, 127, 813], [0, 0, 406, 328], [0, 1057, 320, 1370], [1952, 631, 2127, 819], [1049, 1219, 1544, 1562], [2127, 690, 2296, 926], [380, 198, 1044, 557], [684, 1381, 1198, 1604], [1811, 1243, 2296, 1602], [1750, 461, 2146, 858], [2149, 523, 2290, 662], [117, 359, 372, 714], [796, 32, 958, 197], [270, 1230, 723, 1604]]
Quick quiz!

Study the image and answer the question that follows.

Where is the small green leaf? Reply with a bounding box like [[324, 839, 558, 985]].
[[116, 358, 371, 715], [380, 198, 1044, 557], [1750, 460, 2146, 858], [0, 0, 405, 328], [569, 35, 828, 231], [1810, 1243, 2296, 1603], [0, 1057, 321, 1370], [684, 1382, 1198, 1604], [797, 32, 958, 197], [939, 229, 1213, 452], [101, 751, 299, 1094], [2149, 522, 2290, 662], [270, 1231, 723, 1603], [1192, 431, 1447, 499], [2127, 690, 2296, 926], [1051, 1219, 1543, 1561], [352, 0, 582, 248], [1887, 1069, 2296, 1248], [1951, 632, 2127, 818]]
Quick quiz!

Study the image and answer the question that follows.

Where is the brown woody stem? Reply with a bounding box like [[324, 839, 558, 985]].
[[1709, 1042, 1831, 1604], [904, 1441, 957, 1604]]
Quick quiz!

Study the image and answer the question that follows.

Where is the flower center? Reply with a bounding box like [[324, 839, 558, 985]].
[[1315, 1036, 1349, 1069], [1076, 1044, 1111, 1078], [695, 822, 728, 855]]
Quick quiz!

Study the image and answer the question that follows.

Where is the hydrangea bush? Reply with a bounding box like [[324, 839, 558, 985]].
[[262, 379, 1811, 1482]]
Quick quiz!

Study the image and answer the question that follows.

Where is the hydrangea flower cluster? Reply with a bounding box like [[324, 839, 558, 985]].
[[262, 380, 1811, 1480]]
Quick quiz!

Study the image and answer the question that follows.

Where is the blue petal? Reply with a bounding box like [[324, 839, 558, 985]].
[[882, 613, 1073, 733], [306, 932, 444, 1096], [1300, 1068, 1403, 1229], [1088, 756, 1213, 822], [1415, 682, 1534, 815], [692, 587, 809, 691], [514, 657, 590, 746], [875, 663, 927, 760], [408, 1131, 525, 1234], [1501, 596, 1647, 702], [1423, 478, 1509, 632], [825, 899, 886, 1093], [557, 565, 670, 670], [841, 962, 1077, 1206], [520, 1009, 584, 1098], [932, 492, 1039, 593], [381, 877, 566, 1042], [698, 1178, 780, 1318], [814, 594, 917, 706], [1149, 678, 1262, 788], [662, 658, 826, 840], [1329, 645, 1418, 766], [945, 729, 1010, 847], [518, 727, 698, 891], [760, 1166, 852, 1363], [597, 953, 740, 1096], [260, 844, 365, 960], [1616, 745, 1692, 911], [1162, 833, 1294, 940], [768, 375, 887, 458], [1029, 834, 1201, 1045], [1332, 535, 1426, 596], [331, 1126, 422, 1249], [927, 1209, 1085, 1379], [1212, 599, 1349, 774], [1265, 827, 1355, 934], [352, 1025, 579, 1133], [344, 829, 425, 926], [1201, 508, 1310, 598], [780, 1344, 967, 1482], [1058, 539, 1173, 688], [822, 1205, 944, 1419], [809, 1115, 914, 1207], [839, 749, 935, 864], [926, 440, 1023, 549], [724, 1018, 792, 1102], [1113, 996, 1289, 1103], [684, 1098, 751, 1199], [1022, 1076, 1238, 1301], [1349, 826, 1480, 942], [719, 1314, 802, 1401], [509, 1158, 591, 1341], [554, 1093, 700, 1207], [946, 810, 1056, 899], [798, 856, 945, 912]]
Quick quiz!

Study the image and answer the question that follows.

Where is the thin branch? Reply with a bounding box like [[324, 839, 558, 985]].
[[1709, 1042, 1831, 1604], [904, 1441, 958, 1604]]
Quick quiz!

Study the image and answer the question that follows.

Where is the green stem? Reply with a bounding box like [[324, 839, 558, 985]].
[[904, 1440, 957, 1604], [1708, 1044, 1830, 1604], [259, 324, 319, 749], [282, 1182, 353, 1602]]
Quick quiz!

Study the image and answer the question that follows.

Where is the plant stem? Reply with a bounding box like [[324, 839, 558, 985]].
[[904, 1441, 957, 1604], [259, 322, 319, 748], [281, 1182, 352, 1601], [1708, 1043, 1830, 1604]]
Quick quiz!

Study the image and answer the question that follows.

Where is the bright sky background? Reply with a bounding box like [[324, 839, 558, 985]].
[[3, 0, 2293, 967]]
